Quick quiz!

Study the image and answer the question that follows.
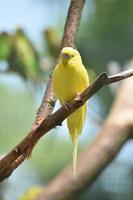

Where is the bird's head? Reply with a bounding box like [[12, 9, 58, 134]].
[[61, 47, 82, 66]]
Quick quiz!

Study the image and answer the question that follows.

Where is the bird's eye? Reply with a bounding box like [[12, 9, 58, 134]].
[[72, 55, 74, 57]]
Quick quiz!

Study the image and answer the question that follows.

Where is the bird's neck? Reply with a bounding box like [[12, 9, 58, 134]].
[[60, 59, 82, 69]]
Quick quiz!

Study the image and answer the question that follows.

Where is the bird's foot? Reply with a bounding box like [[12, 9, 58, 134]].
[[75, 93, 83, 104], [58, 122, 62, 126], [55, 121, 62, 128]]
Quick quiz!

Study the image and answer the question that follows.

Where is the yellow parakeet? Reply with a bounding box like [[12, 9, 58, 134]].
[[52, 47, 89, 175]]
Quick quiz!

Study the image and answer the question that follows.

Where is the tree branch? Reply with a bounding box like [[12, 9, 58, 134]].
[[0, 0, 86, 182], [36, 0, 85, 121], [0, 68, 133, 182], [36, 71, 133, 200]]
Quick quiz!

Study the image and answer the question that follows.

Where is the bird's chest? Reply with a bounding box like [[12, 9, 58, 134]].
[[55, 68, 83, 103]]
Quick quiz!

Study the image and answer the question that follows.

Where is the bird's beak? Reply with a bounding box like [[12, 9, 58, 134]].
[[62, 53, 70, 65]]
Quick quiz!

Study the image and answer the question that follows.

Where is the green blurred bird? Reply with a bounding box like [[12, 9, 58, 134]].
[[44, 27, 59, 58], [11, 28, 41, 82], [0, 32, 12, 60]]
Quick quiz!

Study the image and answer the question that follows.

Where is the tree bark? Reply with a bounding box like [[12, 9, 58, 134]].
[[36, 77, 133, 200]]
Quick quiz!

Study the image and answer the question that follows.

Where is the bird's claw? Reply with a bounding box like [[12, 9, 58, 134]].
[[75, 93, 83, 104], [58, 122, 62, 126]]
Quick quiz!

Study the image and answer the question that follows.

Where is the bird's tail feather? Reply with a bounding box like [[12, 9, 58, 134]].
[[72, 136, 78, 176], [67, 105, 87, 175]]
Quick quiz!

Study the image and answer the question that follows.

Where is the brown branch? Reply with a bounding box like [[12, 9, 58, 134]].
[[0, 69, 133, 182], [0, 0, 86, 182], [36, 72, 133, 200]]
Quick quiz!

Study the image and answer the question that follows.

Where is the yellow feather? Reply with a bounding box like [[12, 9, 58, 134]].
[[52, 47, 89, 175]]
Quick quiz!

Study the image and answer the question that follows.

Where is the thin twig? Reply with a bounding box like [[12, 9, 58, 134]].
[[0, 69, 133, 182]]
